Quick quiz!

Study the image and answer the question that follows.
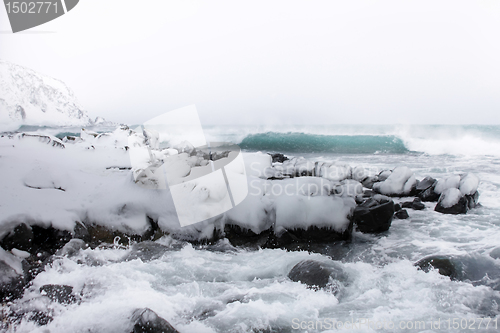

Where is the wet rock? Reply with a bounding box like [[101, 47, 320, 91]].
[[0, 223, 34, 252], [394, 203, 401, 211], [224, 224, 271, 248], [269, 153, 288, 163], [55, 239, 88, 257], [31, 226, 72, 254], [288, 260, 347, 291], [0, 260, 26, 301], [435, 188, 469, 214], [76, 223, 142, 247], [394, 209, 409, 219], [415, 255, 459, 280], [465, 191, 480, 209], [131, 308, 179, 333], [123, 242, 171, 262], [353, 195, 395, 233], [267, 224, 353, 250], [40, 284, 76, 304], [401, 197, 425, 210], [415, 176, 437, 194], [411, 198, 425, 210], [361, 176, 378, 189], [418, 185, 440, 202], [27, 311, 53, 326]]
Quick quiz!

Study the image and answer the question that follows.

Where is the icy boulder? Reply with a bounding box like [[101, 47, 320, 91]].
[[434, 173, 480, 213], [353, 194, 395, 233], [434, 175, 461, 195], [372, 166, 416, 196], [435, 188, 469, 214], [272, 195, 355, 246], [316, 162, 352, 181], [459, 173, 479, 195]]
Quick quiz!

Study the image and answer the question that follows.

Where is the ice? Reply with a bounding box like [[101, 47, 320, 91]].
[[372, 166, 415, 195]]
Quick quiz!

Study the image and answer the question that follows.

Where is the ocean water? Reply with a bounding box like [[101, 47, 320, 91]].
[[4, 124, 500, 332]]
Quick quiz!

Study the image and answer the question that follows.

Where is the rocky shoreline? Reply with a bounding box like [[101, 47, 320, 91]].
[[0, 130, 485, 331]]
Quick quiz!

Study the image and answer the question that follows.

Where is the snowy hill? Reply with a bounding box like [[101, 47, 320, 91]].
[[0, 60, 92, 129]]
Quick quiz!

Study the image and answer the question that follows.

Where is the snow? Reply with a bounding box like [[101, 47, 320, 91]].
[[0, 60, 91, 128], [316, 162, 351, 181], [434, 175, 461, 194], [244, 152, 272, 178], [438, 188, 464, 208], [372, 166, 415, 195], [459, 173, 479, 195], [274, 196, 355, 233]]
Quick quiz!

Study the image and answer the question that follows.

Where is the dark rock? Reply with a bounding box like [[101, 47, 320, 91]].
[[353, 195, 395, 233], [27, 311, 53, 326], [411, 198, 425, 210], [415, 176, 437, 193], [0, 223, 34, 252], [0, 260, 26, 301], [394, 209, 409, 219], [418, 185, 440, 202], [131, 308, 179, 333], [465, 191, 480, 209], [361, 176, 378, 189], [394, 203, 401, 211], [269, 153, 288, 163], [31, 226, 72, 254], [415, 255, 459, 280], [77, 223, 142, 247], [224, 224, 272, 248], [40, 285, 76, 304], [267, 224, 353, 249], [401, 201, 413, 209], [288, 260, 347, 291]]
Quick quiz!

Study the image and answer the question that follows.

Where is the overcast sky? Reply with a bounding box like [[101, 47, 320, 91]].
[[1, 0, 500, 125]]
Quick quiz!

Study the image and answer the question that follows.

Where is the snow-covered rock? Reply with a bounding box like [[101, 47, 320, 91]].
[[0, 60, 91, 129], [434, 175, 461, 195], [316, 162, 352, 181], [435, 188, 468, 214], [459, 173, 479, 196], [372, 166, 416, 196]]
